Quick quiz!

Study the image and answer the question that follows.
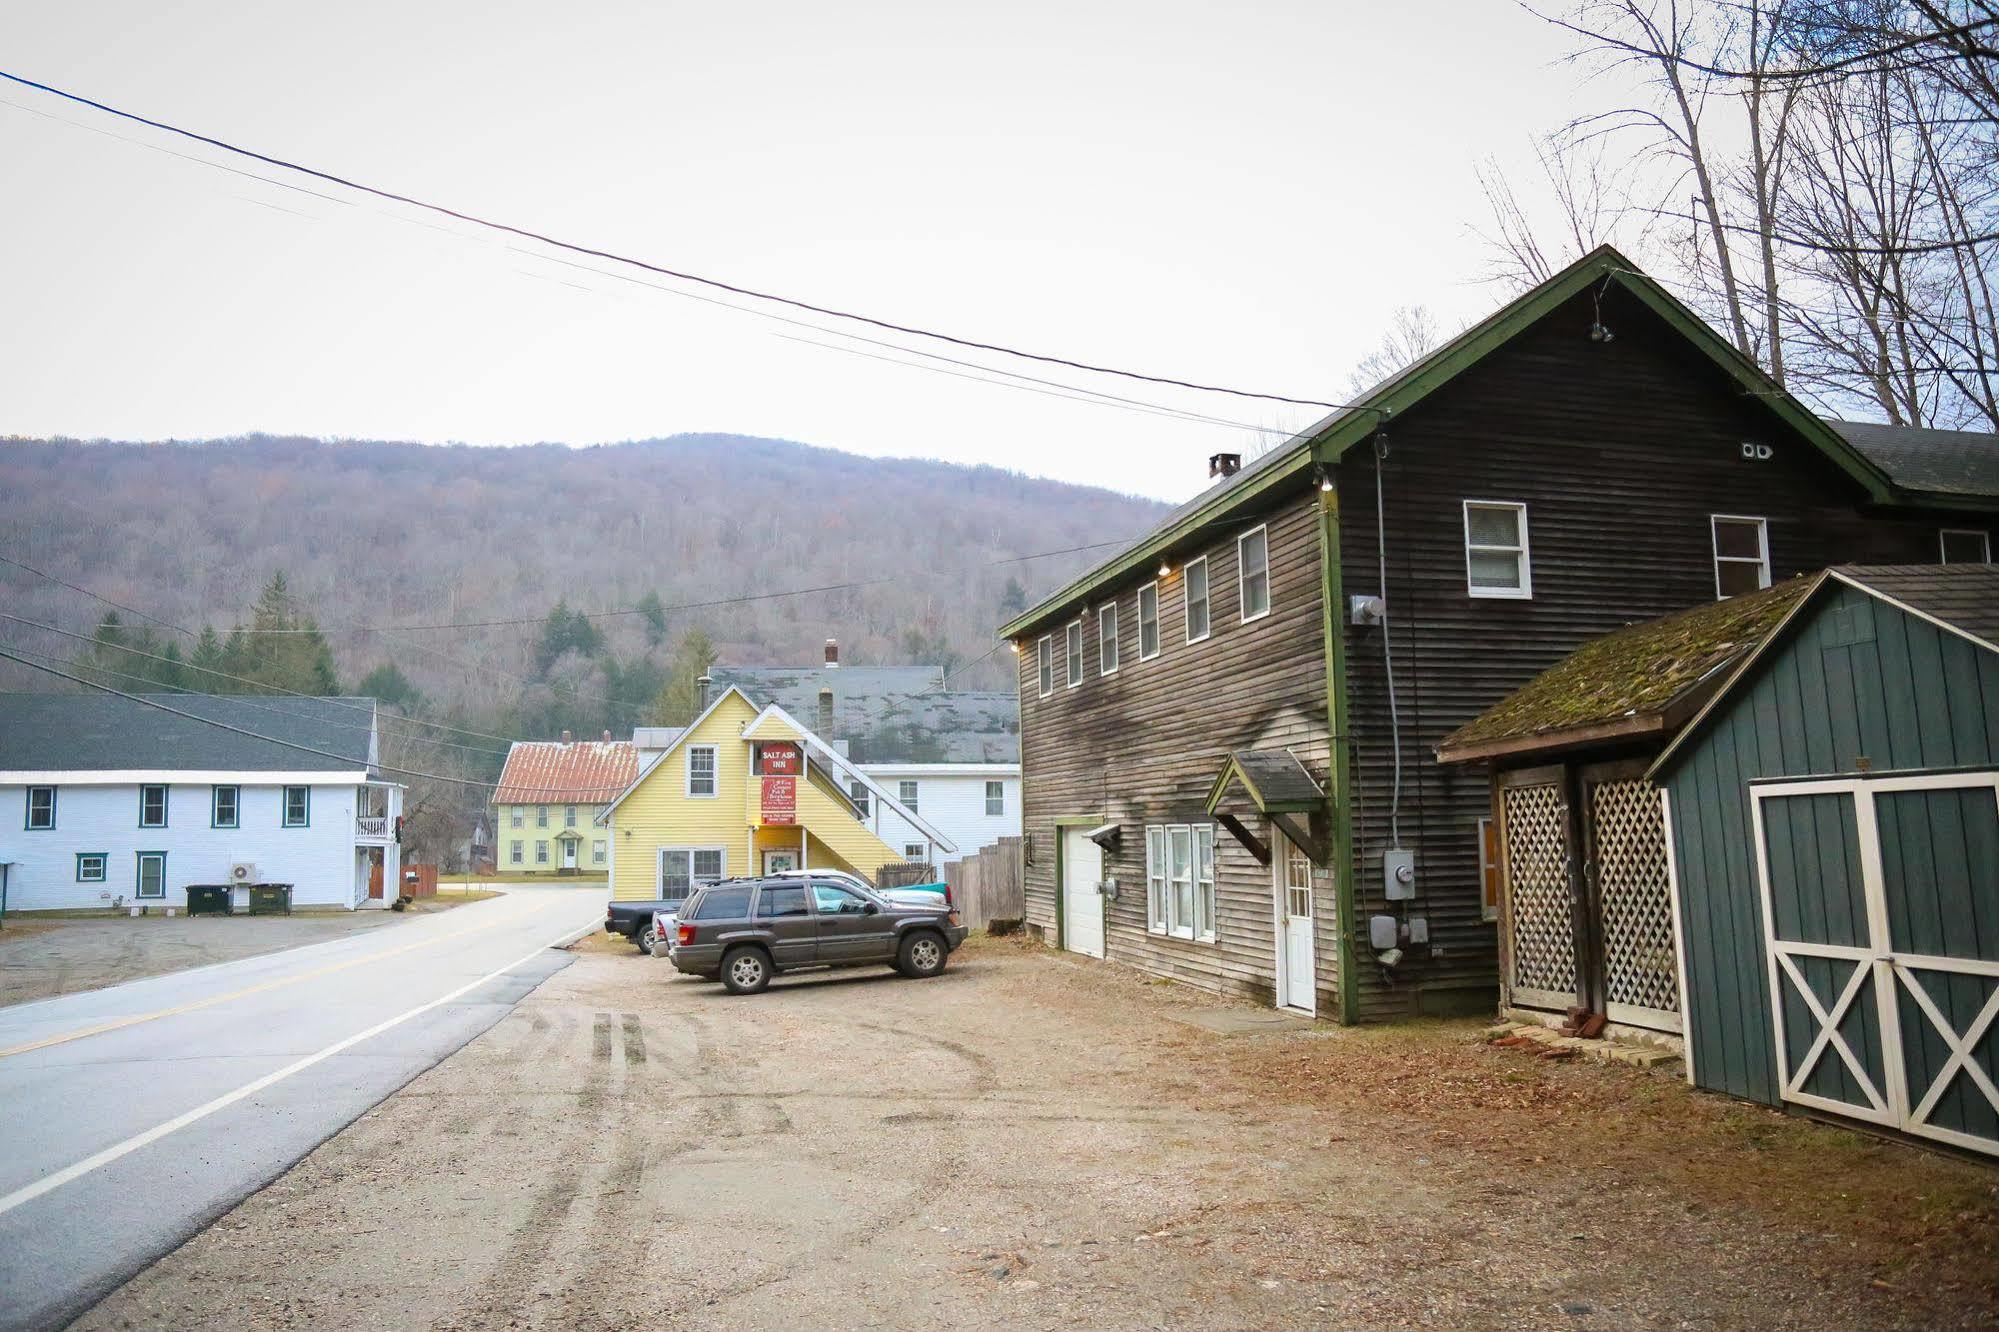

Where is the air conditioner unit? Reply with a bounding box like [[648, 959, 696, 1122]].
[[229, 861, 259, 885]]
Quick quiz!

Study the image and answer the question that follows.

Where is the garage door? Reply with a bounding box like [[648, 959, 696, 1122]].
[[1061, 827, 1105, 959], [1753, 771, 1999, 1157]]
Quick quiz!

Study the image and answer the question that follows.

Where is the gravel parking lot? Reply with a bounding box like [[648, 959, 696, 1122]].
[[79, 934, 1999, 1330]]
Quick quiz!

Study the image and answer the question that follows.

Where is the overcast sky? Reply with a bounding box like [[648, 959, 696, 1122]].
[[1, 2, 1640, 501]]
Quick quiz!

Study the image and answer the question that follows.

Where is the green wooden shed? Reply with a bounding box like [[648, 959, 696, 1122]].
[[1650, 564, 1999, 1157]]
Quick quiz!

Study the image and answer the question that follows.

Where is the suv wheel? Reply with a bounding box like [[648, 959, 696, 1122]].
[[896, 931, 949, 979], [720, 946, 772, 995], [637, 924, 659, 955]]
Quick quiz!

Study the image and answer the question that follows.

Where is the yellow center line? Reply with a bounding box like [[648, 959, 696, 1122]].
[[0, 898, 567, 1060]]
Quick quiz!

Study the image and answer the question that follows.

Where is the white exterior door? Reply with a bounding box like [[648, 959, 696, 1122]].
[[1276, 838, 1316, 1013], [562, 840, 578, 870], [1061, 827, 1105, 958]]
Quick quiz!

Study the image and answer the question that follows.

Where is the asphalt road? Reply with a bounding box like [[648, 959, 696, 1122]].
[[0, 884, 607, 1331]]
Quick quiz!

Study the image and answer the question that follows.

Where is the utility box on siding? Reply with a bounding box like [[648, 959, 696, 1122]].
[[1650, 565, 1999, 1158]]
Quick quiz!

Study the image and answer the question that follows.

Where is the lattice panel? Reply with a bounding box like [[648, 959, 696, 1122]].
[[1593, 778, 1679, 1016], [1502, 783, 1577, 998]]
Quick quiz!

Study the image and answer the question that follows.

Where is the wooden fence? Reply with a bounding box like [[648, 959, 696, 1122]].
[[939, 836, 1025, 932]]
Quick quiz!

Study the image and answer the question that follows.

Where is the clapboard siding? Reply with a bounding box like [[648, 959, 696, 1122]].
[[1018, 495, 1334, 1009], [1661, 584, 1999, 1106], [1334, 287, 1957, 1020]]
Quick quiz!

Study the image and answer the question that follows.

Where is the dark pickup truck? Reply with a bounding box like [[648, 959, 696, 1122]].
[[604, 897, 687, 954]]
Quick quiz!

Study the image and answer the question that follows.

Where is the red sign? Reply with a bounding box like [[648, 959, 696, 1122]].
[[760, 742, 800, 776], [761, 776, 797, 825]]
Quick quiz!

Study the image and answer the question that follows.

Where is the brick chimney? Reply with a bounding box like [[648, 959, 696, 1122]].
[[818, 686, 835, 737], [1209, 452, 1242, 479], [824, 638, 840, 669], [560, 729, 573, 744]]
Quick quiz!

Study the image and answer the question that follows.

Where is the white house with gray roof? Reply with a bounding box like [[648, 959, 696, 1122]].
[[0, 693, 401, 913]]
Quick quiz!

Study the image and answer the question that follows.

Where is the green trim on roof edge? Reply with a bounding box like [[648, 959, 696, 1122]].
[[999, 246, 1898, 640]]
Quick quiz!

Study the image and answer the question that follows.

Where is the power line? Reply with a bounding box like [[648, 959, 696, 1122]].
[[0, 67, 1371, 414], [0, 616, 513, 757], [0, 648, 648, 796]]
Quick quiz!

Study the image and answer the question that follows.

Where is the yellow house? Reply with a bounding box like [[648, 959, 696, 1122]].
[[492, 733, 636, 875], [599, 686, 955, 902]]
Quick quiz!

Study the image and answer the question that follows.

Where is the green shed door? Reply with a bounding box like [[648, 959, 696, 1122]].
[[1752, 773, 1999, 1158]]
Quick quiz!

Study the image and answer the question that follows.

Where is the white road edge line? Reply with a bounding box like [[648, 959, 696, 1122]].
[[0, 917, 597, 1219]]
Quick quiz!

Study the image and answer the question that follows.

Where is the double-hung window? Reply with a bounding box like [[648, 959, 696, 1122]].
[[1237, 525, 1270, 621], [1144, 823, 1217, 942], [1184, 556, 1211, 642], [283, 786, 310, 827], [76, 852, 107, 882], [1066, 620, 1084, 687], [1940, 528, 1991, 564], [212, 785, 240, 829], [1464, 501, 1531, 598], [565, 805, 577, 827], [1098, 602, 1119, 675], [1137, 582, 1160, 660], [1037, 635, 1053, 698], [510, 807, 524, 829], [686, 745, 718, 797], [139, 784, 168, 828], [136, 851, 166, 900], [536, 805, 549, 828], [984, 780, 1004, 816], [899, 780, 919, 814], [660, 847, 726, 898], [848, 780, 871, 818], [25, 786, 55, 830], [535, 840, 549, 865], [1711, 514, 1770, 598], [592, 839, 607, 865], [510, 840, 524, 865]]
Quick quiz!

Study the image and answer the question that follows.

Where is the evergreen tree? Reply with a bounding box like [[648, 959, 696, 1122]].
[[357, 662, 424, 712], [636, 591, 669, 647], [650, 628, 719, 725], [535, 599, 605, 675], [998, 576, 1028, 618]]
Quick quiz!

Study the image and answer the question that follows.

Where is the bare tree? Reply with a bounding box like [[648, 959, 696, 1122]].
[[1345, 307, 1452, 398]]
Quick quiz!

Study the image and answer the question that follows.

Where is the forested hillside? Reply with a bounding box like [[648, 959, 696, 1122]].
[[0, 432, 1168, 728]]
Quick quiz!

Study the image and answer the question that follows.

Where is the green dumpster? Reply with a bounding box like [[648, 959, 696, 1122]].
[[248, 883, 293, 916], [186, 884, 232, 916]]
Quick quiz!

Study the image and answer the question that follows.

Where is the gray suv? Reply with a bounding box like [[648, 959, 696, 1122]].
[[668, 876, 967, 995]]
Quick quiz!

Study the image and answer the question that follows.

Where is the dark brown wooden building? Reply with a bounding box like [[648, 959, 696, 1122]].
[[1000, 246, 1999, 1023]]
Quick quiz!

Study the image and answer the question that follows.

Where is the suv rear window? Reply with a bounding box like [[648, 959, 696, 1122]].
[[756, 885, 810, 918], [690, 885, 753, 919]]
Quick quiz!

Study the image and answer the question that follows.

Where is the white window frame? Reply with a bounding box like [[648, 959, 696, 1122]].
[[1066, 620, 1084, 688], [1711, 513, 1771, 599], [1184, 556, 1211, 643], [1036, 634, 1053, 698], [592, 839, 607, 865], [1463, 500, 1532, 600], [1137, 581, 1160, 661], [903, 842, 928, 861], [685, 744, 719, 798], [536, 805, 548, 828], [659, 845, 728, 897], [535, 840, 549, 865], [139, 784, 168, 829], [1098, 601, 1119, 676], [510, 806, 523, 828], [77, 852, 107, 883], [1144, 821, 1217, 943], [984, 780, 1004, 816], [282, 785, 310, 828], [1940, 528, 1991, 564], [565, 805, 577, 827], [26, 785, 55, 830], [510, 839, 524, 865], [899, 779, 919, 814], [1237, 524, 1271, 622], [135, 850, 166, 900]]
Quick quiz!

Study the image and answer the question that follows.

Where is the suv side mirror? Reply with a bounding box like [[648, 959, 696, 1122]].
[[862, 900, 880, 915]]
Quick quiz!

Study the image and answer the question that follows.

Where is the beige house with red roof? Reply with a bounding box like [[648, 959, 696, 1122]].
[[492, 731, 637, 875]]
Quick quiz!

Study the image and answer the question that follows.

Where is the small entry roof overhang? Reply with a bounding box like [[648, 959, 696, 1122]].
[[1084, 821, 1121, 853], [1204, 750, 1331, 867]]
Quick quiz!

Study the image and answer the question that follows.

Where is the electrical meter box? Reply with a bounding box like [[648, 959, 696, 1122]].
[[1383, 848, 1416, 901]]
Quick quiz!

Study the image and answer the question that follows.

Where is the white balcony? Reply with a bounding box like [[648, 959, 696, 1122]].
[[356, 782, 400, 843]]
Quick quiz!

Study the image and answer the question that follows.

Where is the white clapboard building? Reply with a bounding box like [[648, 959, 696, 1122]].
[[0, 693, 402, 912]]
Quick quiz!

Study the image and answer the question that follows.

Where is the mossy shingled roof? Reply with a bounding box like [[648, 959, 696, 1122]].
[[1436, 577, 1813, 760]]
